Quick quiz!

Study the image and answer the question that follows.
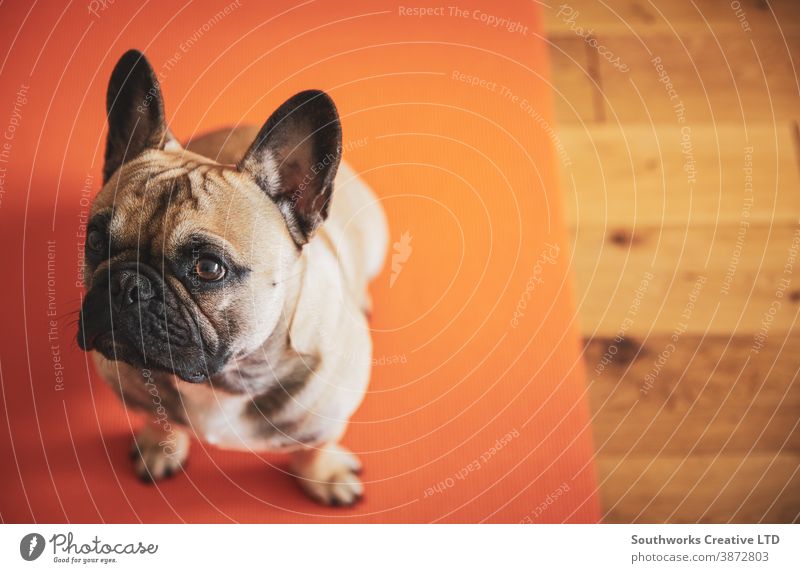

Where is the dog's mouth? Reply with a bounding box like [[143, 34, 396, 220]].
[[81, 328, 209, 383], [88, 330, 143, 365], [77, 272, 216, 383]]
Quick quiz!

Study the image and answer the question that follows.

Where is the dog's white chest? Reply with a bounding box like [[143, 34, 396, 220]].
[[177, 383, 258, 450]]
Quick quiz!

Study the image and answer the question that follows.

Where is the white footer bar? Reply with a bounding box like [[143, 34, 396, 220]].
[[1, 524, 797, 571]]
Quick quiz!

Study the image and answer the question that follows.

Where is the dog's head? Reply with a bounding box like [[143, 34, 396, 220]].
[[77, 50, 341, 382]]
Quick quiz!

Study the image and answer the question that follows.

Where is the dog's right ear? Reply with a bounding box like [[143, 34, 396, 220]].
[[103, 50, 175, 183], [239, 90, 342, 246]]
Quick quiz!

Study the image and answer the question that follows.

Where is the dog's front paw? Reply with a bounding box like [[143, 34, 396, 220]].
[[130, 424, 190, 483], [290, 444, 363, 506]]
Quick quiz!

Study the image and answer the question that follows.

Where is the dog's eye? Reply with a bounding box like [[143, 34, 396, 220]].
[[86, 229, 105, 253], [194, 257, 226, 281]]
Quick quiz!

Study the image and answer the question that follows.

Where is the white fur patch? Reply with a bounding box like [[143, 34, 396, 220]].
[[261, 149, 282, 191]]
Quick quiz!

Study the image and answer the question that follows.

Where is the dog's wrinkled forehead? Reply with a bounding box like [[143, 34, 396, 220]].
[[98, 49, 342, 256], [95, 148, 290, 261]]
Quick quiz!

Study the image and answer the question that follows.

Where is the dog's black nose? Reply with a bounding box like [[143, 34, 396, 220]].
[[115, 272, 154, 306]]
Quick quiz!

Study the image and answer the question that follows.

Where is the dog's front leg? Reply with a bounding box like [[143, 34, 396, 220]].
[[289, 443, 363, 506], [130, 420, 190, 482]]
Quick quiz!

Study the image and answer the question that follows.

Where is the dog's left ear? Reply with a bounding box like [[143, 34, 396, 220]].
[[103, 49, 178, 183], [239, 90, 342, 245]]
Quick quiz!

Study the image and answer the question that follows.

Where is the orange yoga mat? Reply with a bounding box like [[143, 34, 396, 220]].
[[0, 0, 599, 523]]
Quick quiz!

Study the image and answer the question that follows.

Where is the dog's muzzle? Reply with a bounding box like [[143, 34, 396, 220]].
[[77, 263, 211, 382]]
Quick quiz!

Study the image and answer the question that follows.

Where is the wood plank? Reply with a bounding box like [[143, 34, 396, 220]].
[[584, 336, 800, 455], [571, 223, 800, 336], [548, 35, 600, 124], [544, 0, 800, 36], [598, 454, 800, 523], [560, 123, 800, 228], [587, 32, 800, 123], [547, 0, 800, 525]]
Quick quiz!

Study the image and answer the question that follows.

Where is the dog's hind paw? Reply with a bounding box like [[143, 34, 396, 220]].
[[130, 424, 190, 482], [290, 443, 364, 506]]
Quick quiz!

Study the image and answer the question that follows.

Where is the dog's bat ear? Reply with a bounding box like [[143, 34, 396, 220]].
[[239, 90, 342, 245], [103, 50, 177, 183]]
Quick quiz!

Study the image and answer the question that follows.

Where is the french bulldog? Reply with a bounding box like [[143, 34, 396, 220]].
[[77, 50, 388, 506]]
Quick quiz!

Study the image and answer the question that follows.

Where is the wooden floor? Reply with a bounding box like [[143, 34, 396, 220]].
[[543, 0, 800, 522]]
